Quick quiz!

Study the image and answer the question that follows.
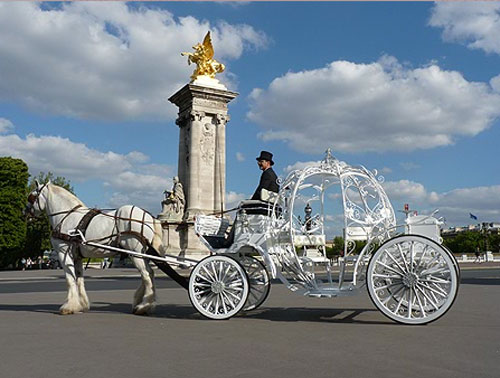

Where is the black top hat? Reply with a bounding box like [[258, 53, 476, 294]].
[[256, 151, 274, 165]]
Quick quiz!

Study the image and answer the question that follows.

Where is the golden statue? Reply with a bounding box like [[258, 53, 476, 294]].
[[182, 31, 225, 82]]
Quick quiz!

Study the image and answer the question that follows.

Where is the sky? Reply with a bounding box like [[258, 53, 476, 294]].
[[1, 1, 499, 235]]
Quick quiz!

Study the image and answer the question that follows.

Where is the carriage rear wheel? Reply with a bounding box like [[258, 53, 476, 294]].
[[238, 256, 271, 312], [367, 235, 459, 325], [188, 255, 249, 320]]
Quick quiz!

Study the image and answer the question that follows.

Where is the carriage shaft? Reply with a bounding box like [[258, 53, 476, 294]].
[[83, 241, 198, 268]]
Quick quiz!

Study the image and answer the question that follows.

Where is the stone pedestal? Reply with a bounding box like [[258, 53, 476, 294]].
[[161, 221, 207, 260], [164, 82, 238, 257]]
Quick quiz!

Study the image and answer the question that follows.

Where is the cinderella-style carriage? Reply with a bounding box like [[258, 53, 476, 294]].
[[71, 150, 459, 324], [188, 150, 459, 324]]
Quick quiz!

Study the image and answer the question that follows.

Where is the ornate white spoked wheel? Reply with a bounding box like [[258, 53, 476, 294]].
[[238, 256, 271, 312], [367, 235, 459, 325], [189, 255, 249, 320]]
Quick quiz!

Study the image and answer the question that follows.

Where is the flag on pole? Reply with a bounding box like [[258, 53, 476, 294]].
[[470, 213, 478, 220]]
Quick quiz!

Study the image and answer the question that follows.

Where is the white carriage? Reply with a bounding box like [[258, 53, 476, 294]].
[[190, 150, 460, 324], [60, 150, 459, 323]]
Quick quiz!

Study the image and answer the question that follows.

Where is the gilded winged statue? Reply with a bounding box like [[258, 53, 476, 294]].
[[182, 32, 225, 81]]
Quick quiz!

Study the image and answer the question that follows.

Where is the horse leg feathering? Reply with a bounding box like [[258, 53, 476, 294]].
[[57, 242, 88, 315], [74, 256, 90, 312], [130, 254, 156, 315]]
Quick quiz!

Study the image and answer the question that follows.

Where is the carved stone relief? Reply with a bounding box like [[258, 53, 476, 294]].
[[200, 121, 215, 163], [193, 97, 228, 110], [215, 114, 229, 126]]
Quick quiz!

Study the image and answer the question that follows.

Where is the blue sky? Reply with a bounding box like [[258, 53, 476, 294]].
[[1, 1, 499, 232]]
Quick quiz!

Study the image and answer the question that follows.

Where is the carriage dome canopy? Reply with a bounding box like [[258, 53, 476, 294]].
[[277, 149, 396, 240]]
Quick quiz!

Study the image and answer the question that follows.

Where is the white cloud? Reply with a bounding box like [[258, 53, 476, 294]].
[[429, 2, 500, 55], [105, 171, 170, 193], [433, 185, 500, 212], [218, 2, 252, 8], [380, 167, 392, 175], [248, 56, 500, 153], [0, 118, 13, 134], [225, 191, 247, 212], [491, 75, 500, 93], [0, 2, 268, 121], [383, 180, 430, 203], [399, 162, 420, 171], [430, 185, 500, 226], [382, 179, 500, 226], [236, 152, 245, 162], [107, 172, 171, 213], [0, 131, 173, 212], [283, 160, 320, 173], [0, 133, 133, 178]]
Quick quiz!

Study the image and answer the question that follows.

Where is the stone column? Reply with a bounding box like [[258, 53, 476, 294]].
[[176, 117, 188, 195], [214, 114, 228, 215], [165, 83, 238, 257], [186, 110, 204, 219]]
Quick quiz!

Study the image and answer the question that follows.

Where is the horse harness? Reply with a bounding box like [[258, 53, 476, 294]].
[[51, 207, 104, 244], [51, 206, 155, 251]]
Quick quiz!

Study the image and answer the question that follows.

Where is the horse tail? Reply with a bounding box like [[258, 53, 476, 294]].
[[151, 219, 165, 255], [148, 219, 188, 290]]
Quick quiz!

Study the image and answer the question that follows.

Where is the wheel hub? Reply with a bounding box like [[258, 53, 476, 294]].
[[211, 281, 225, 294], [402, 272, 418, 288]]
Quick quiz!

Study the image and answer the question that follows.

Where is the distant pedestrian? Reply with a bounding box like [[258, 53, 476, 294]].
[[474, 247, 482, 263], [101, 257, 109, 269]]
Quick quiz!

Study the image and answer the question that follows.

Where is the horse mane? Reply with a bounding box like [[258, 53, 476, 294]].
[[48, 183, 86, 207]]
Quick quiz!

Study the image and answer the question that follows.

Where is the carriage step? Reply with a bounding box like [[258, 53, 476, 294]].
[[305, 285, 359, 298], [307, 291, 338, 298]]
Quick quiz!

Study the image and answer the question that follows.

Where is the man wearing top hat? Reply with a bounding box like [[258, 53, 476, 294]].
[[251, 150, 279, 200], [221, 151, 279, 248]]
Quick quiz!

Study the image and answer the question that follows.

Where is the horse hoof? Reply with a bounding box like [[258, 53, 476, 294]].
[[132, 306, 148, 316], [60, 308, 75, 315], [133, 304, 155, 316], [60, 303, 84, 315], [80, 303, 90, 312]]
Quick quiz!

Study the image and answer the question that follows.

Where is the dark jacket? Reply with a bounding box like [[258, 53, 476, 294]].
[[251, 167, 279, 200]]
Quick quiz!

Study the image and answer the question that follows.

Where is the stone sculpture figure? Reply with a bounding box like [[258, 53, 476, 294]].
[[181, 31, 225, 81], [159, 176, 185, 222]]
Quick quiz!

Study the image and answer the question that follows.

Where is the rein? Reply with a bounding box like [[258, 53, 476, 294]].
[[48, 204, 83, 217]]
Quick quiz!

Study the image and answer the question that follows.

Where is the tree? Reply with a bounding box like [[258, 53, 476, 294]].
[[327, 236, 345, 257], [0, 157, 29, 269], [24, 172, 74, 262], [489, 233, 500, 253], [443, 231, 482, 254], [326, 236, 370, 258]]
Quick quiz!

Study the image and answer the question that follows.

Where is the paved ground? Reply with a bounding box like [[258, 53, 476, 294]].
[[0, 265, 499, 378]]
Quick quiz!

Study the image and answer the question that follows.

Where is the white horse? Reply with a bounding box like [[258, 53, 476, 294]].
[[26, 181, 166, 315]]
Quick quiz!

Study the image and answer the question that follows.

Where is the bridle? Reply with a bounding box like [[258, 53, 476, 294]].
[[26, 182, 49, 218], [26, 182, 81, 218]]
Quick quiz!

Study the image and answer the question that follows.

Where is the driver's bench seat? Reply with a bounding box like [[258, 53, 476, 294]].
[[194, 216, 231, 250]]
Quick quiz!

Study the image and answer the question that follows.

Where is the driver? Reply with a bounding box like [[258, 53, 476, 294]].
[[222, 151, 279, 248], [251, 151, 279, 200]]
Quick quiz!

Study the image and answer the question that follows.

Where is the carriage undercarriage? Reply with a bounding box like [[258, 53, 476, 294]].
[[67, 151, 459, 325]]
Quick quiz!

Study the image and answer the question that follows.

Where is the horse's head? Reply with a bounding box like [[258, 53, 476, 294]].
[[25, 180, 50, 218]]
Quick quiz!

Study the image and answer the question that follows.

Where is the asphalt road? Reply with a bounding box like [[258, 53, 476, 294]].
[[0, 266, 499, 378]]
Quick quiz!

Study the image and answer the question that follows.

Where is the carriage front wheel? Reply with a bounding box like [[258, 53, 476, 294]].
[[367, 235, 459, 325], [188, 255, 249, 320]]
